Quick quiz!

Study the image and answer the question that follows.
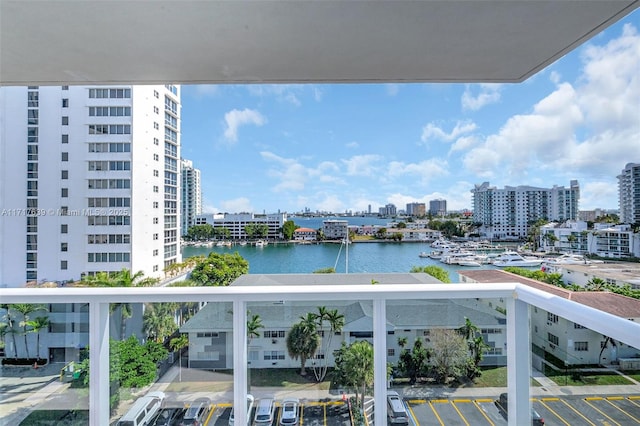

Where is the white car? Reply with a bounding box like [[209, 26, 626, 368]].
[[229, 394, 254, 426], [279, 399, 300, 426]]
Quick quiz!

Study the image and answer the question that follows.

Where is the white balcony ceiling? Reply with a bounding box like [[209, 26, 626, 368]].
[[0, 0, 638, 86]]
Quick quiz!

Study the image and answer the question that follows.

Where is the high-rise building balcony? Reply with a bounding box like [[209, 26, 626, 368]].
[[1, 280, 638, 425]]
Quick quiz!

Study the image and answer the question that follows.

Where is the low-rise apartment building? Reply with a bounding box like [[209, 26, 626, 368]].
[[194, 212, 286, 240]]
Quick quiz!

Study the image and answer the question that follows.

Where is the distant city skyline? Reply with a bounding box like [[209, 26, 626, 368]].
[[179, 14, 639, 215]]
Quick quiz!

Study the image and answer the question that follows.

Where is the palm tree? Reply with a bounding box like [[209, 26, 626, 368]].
[[1, 304, 19, 358], [170, 334, 189, 382], [457, 317, 479, 341], [13, 304, 44, 359], [312, 307, 345, 382], [286, 319, 319, 376], [143, 303, 178, 343], [586, 277, 606, 291], [25, 316, 50, 360], [246, 313, 264, 390]]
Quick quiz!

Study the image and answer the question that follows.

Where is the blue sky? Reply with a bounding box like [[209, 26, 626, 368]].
[[180, 12, 639, 215]]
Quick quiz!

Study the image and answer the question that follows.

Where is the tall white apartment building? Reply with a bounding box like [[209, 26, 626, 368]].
[[618, 163, 640, 225], [180, 158, 201, 235], [0, 85, 181, 287], [472, 180, 580, 239]]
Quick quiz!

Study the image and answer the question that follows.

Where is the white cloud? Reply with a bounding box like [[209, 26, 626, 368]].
[[386, 159, 450, 185], [463, 24, 639, 183], [449, 135, 479, 154], [341, 155, 383, 177], [346, 141, 360, 149], [223, 108, 266, 142], [580, 181, 619, 209], [461, 84, 502, 111], [421, 120, 477, 143], [220, 197, 253, 213], [316, 194, 345, 213]]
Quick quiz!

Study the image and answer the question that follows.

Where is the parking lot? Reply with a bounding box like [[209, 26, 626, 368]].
[[151, 400, 351, 426], [406, 395, 640, 425]]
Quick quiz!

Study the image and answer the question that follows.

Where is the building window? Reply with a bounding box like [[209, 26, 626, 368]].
[[263, 351, 285, 360], [61, 243, 68, 252], [548, 333, 559, 346], [62, 85, 69, 90], [62, 116, 69, 125], [153, 154, 159, 161], [61, 152, 68, 161], [547, 312, 558, 324], [153, 170, 159, 177], [62, 98, 69, 107], [154, 137, 159, 145], [61, 170, 69, 179], [153, 265, 159, 272], [387, 348, 395, 357], [153, 217, 158, 224], [153, 249, 159, 256], [61, 224, 68, 234], [28, 109, 38, 125], [28, 127, 38, 143], [574, 341, 588, 351], [153, 202, 159, 209], [263, 330, 286, 338], [61, 188, 68, 197], [60, 261, 68, 270], [62, 134, 69, 144], [153, 186, 159, 193], [574, 323, 586, 329], [153, 233, 159, 240]]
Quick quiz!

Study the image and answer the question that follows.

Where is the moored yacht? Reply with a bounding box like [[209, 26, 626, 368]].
[[492, 251, 544, 267]]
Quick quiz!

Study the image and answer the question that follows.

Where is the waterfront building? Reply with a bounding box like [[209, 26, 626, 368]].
[[618, 163, 640, 225], [194, 212, 286, 240], [591, 223, 640, 259], [0, 85, 181, 287], [471, 180, 580, 240], [460, 269, 640, 366], [539, 220, 589, 253], [429, 199, 447, 217], [293, 227, 317, 241], [379, 203, 397, 216], [322, 219, 348, 239], [406, 202, 426, 217], [180, 158, 202, 236]]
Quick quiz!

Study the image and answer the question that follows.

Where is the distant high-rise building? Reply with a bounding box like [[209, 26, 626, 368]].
[[406, 202, 426, 217], [618, 163, 640, 225], [471, 181, 579, 239], [429, 199, 447, 217], [181, 159, 202, 235], [0, 85, 181, 287], [379, 203, 397, 216]]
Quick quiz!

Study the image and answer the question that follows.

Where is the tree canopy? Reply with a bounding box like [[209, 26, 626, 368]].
[[190, 252, 249, 286], [282, 220, 298, 240], [410, 265, 451, 283]]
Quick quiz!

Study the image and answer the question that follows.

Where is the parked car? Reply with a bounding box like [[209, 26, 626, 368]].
[[180, 397, 211, 426], [117, 391, 166, 426], [229, 394, 255, 426], [254, 398, 276, 425], [279, 398, 300, 426], [497, 393, 544, 425], [386, 390, 409, 425], [154, 407, 186, 426]]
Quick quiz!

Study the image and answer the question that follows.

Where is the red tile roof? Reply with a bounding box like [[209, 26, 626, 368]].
[[458, 269, 640, 318]]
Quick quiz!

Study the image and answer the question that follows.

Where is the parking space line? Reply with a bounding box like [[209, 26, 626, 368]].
[[583, 399, 622, 426], [628, 398, 640, 409], [450, 401, 470, 426], [406, 401, 420, 426], [606, 397, 624, 400], [428, 401, 445, 426], [538, 399, 571, 426], [559, 400, 597, 426], [604, 398, 640, 423], [324, 403, 328, 426], [472, 400, 495, 426], [630, 396, 640, 400], [475, 399, 493, 403], [586, 397, 604, 401], [541, 397, 560, 401], [408, 399, 426, 404], [300, 403, 304, 426], [205, 405, 215, 425]]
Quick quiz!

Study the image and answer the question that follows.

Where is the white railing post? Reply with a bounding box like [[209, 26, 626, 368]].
[[89, 301, 110, 425], [373, 298, 387, 426], [506, 297, 530, 426], [233, 300, 248, 426]]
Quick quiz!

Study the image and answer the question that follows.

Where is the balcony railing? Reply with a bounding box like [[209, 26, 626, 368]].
[[1, 282, 639, 426]]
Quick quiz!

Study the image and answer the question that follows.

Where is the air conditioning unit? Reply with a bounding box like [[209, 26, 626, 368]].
[[272, 339, 278, 344], [550, 343, 556, 350]]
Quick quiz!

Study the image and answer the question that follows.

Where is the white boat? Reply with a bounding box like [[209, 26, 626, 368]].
[[492, 251, 544, 267], [441, 251, 476, 265], [542, 253, 603, 265], [255, 240, 267, 247], [418, 252, 431, 258], [458, 259, 482, 267]]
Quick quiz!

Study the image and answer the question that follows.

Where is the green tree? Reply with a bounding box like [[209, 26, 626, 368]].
[[186, 224, 214, 241], [247, 313, 264, 390], [143, 303, 179, 343], [332, 341, 374, 410], [190, 252, 249, 286], [313, 267, 336, 274], [396, 222, 407, 229], [586, 277, 606, 291], [170, 334, 189, 382], [1, 304, 19, 358], [312, 307, 345, 382], [13, 303, 45, 359], [25, 315, 50, 360], [286, 317, 320, 376], [282, 220, 297, 240], [397, 337, 430, 384], [430, 329, 469, 384], [375, 227, 387, 239], [410, 265, 451, 283]]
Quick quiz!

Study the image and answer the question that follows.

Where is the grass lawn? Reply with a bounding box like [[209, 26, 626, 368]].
[[621, 370, 640, 382], [543, 366, 634, 386], [469, 366, 541, 387], [249, 368, 331, 390], [19, 410, 88, 425]]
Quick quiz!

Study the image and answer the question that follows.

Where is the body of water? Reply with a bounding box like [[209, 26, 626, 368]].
[[182, 241, 502, 282]]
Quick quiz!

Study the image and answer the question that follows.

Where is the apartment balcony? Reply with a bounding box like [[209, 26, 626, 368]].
[[1, 280, 639, 426]]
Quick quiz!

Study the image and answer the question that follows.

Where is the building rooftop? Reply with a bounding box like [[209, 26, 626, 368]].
[[459, 269, 640, 319], [231, 272, 441, 287], [557, 262, 640, 287]]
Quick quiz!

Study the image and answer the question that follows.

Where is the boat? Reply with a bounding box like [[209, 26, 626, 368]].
[[542, 253, 604, 265], [457, 259, 482, 267], [418, 252, 430, 258], [255, 240, 268, 247], [492, 251, 544, 267]]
